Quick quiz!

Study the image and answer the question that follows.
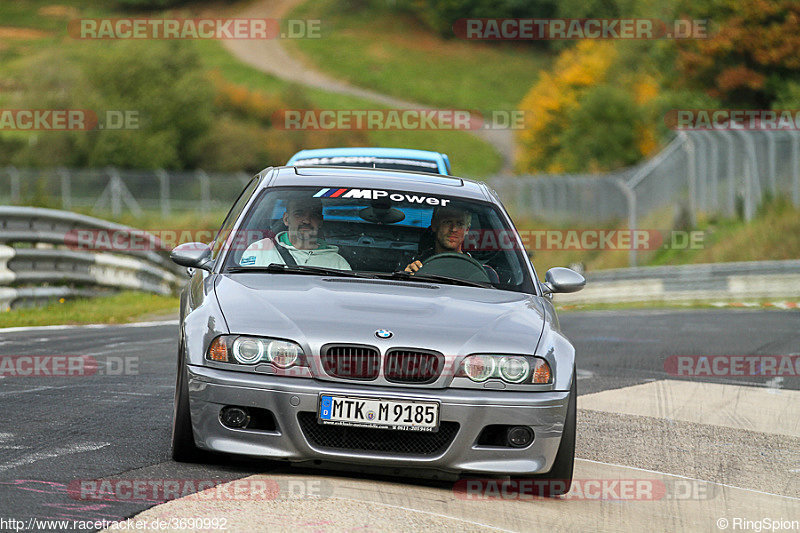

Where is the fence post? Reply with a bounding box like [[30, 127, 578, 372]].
[[58, 167, 72, 210], [157, 169, 170, 219], [793, 131, 800, 207], [615, 178, 637, 267], [735, 130, 758, 221], [684, 133, 697, 227], [702, 131, 720, 211], [7, 166, 21, 204], [109, 167, 122, 217], [722, 131, 736, 216], [515, 178, 524, 217], [197, 169, 211, 213], [767, 130, 777, 195], [695, 133, 707, 213]]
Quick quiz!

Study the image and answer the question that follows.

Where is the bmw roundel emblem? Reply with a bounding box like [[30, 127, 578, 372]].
[[375, 329, 393, 339]]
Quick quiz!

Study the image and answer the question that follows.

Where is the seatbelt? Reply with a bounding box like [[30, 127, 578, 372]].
[[273, 237, 298, 266]]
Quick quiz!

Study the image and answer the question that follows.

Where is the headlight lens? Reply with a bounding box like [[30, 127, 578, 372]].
[[232, 337, 264, 364], [458, 355, 551, 384], [209, 336, 306, 369], [461, 354, 496, 382], [266, 340, 303, 368], [499, 356, 530, 383]]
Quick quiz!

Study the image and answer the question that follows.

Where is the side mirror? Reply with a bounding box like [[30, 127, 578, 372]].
[[170, 242, 213, 271], [543, 267, 585, 295]]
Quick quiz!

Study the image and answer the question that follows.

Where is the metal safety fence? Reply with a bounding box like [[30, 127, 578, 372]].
[[491, 130, 800, 265], [0, 167, 252, 218], [0, 206, 184, 310]]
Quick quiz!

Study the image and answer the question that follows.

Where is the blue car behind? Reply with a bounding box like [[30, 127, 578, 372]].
[[286, 147, 451, 175]]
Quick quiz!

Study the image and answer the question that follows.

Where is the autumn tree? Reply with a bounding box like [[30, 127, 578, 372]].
[[675, 0, 800, 107]]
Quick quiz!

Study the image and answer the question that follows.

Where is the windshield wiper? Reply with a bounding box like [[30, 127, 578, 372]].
[[379, 270, 493, 289], [227, 264, 374, 279]]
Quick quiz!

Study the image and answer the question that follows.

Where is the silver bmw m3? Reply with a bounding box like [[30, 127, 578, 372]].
[[169, 165, 585, 495]]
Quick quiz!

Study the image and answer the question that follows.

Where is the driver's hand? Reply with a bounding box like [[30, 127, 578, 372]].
[[404, 260, 422, 273]]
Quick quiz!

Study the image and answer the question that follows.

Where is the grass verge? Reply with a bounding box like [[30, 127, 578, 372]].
[[195, 39, 502, 177], [286, 0, 551, 111], [521, 198, 800, 274], [0, 291, 179, 328]]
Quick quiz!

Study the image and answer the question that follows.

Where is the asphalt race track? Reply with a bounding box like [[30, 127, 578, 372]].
[[0, 309, 798, 532]]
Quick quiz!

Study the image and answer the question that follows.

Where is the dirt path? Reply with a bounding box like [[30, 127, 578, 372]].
[[221, 0, 515, 173]]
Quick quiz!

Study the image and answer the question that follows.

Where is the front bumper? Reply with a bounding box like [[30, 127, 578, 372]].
[[187, 364, 571, 476]]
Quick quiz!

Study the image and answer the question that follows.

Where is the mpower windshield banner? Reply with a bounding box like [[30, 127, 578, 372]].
[[312, 188, 452, 205]]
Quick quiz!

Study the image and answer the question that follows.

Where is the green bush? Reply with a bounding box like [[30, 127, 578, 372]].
[[556, 85, 642, 172], [405, 0, 557, 36], [12, 41, 214, 169], [116, 0, 237, 9], [115, 0, 194, 10]]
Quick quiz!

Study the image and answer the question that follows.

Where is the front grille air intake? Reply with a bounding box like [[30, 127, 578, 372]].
[[384, 349, 444, 384], [321, 344, 380, 380], [298, 412, 458, 456]]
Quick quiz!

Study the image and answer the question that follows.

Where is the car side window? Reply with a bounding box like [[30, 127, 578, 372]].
[[211, 177, 260, 260]]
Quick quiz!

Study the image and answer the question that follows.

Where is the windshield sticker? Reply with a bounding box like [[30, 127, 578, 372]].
[[312, 188, 451, 205]]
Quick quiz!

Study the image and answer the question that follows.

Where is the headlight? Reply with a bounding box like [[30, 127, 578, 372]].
[[498, 356, 530, 383], [458, 355, 551, 384], [207, 335, 307, 369], [232, 337, 264, 364], [461, 354, 496, 382], [265, 340, 303, 368]]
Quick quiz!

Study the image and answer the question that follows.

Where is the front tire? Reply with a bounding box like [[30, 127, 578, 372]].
[[171, 360, 205, 462], [514, 369, 576, 497]]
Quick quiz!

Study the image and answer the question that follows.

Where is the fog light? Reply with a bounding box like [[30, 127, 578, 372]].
[[220, 406, 250, 429], [507, 426, 533, 448]]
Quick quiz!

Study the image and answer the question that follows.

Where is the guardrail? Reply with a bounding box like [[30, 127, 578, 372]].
[[555, 260, 800, 305], [0, 206, 184, 310]]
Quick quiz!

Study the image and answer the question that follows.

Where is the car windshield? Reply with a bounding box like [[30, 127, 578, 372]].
[[292, 156, 441, 174], [220, 186, 535, 293]]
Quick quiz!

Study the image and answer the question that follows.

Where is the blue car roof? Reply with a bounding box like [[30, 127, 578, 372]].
[[286, 147, 450, 175]]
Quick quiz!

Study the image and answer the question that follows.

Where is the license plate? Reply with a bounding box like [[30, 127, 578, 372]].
[[317, 395, 440, 432]]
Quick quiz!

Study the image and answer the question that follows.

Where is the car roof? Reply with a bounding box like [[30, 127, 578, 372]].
[[287, 147, 446, 161], [286, 147, 450, 174], [262, 166, 493, 202]]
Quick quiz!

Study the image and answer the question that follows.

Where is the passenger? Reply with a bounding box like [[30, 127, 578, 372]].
[[240, 196, 351, 270]]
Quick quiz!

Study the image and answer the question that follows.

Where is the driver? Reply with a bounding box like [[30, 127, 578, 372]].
[[240, 195, 351, 270], [404, 205, 472, 273]]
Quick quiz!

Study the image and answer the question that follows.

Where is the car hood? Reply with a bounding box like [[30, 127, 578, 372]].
[[214, 274, 547, 357]]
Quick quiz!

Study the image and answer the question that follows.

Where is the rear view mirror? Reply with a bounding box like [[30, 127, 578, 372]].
[[170, 242, 212, 271], [543, 267, 586, 294]]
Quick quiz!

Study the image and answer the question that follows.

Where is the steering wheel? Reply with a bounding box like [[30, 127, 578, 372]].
[[415, 252, 491, 283]]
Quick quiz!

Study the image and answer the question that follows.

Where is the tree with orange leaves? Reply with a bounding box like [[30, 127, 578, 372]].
[[675, 0, 800, 107]]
